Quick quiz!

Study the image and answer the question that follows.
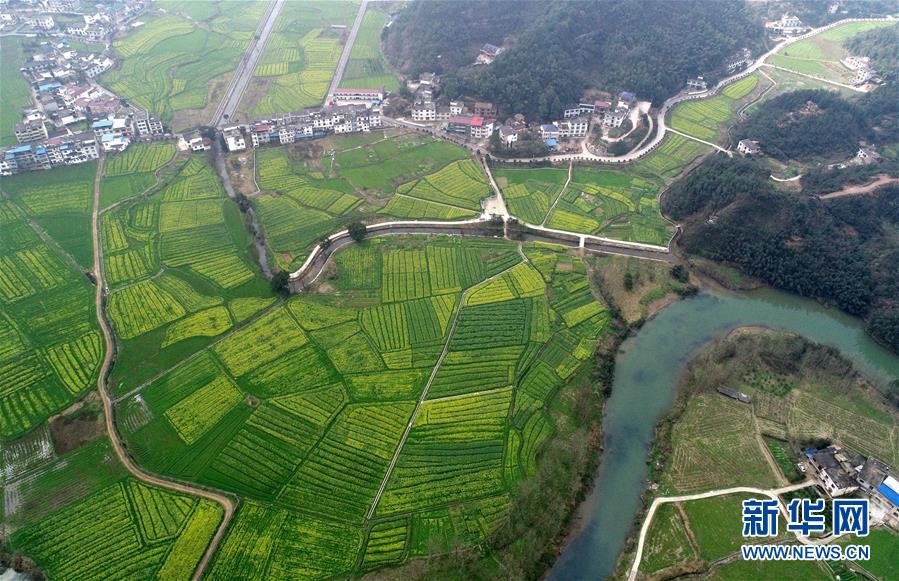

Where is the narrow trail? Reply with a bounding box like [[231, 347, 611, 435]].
[[819, 174, 899, 199], [542, 160, 573, 226], [627, 481, 816, 581], [90, 157, 236, 580], [365, 260, 524, 520]]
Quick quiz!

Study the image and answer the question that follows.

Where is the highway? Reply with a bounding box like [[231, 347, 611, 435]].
[[324, 0, 370, 105], [211, 0, 284, 126]]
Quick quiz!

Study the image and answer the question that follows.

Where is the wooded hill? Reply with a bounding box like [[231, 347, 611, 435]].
[[384, 0, 764, 120]]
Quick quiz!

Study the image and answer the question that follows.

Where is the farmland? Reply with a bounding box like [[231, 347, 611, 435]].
[[115, 235, 612, 576], [253, 133, 485, 270], [242, 0, 358, 116], [102, 154, 273, 392], [100, 1, 270, 128], [765, 20, 895, 85], [631, 330, 899, 577], [669, 73, 766, 143], [3, 437, 223, 580], [0, 37, 33, 146], [340, 9, 400, 93]]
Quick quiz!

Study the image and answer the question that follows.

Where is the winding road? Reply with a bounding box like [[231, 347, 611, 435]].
[[90, 158, 235, 580], [627, 482, 818, 581]]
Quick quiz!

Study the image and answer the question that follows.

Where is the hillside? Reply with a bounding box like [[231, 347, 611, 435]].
[[386, 0, 764, 120], [662, 155, 899, 353]]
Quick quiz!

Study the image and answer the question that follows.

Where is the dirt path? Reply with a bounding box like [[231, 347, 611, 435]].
[[819, 174, 899, 199], [542, 160, 573, 226], [90, 157, 236, 580], [627, 481, 816, 581]]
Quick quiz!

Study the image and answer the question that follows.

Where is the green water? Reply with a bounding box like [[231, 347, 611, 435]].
[[549, 288, 899, 580]]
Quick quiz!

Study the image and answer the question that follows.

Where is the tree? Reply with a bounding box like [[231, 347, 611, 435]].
[[623, 270, 635, 291], [319, 236, 331, 249], [348, 221, 367, 242], [671, 264, 689, 283], [270, 270, 290, 295]]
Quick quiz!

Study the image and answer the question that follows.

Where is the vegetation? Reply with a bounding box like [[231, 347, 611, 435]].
[[102, 154, 273, 392], [663, 155, 899, 353], [115, 235, 613, 577], [101, 2, 270, 127], [388, 0, 763, 120], [0, 37, 33, 146], [638, 330, 897, 577], [340, 9, 400, 93], [669, 73, 762, 143], [242, 0, 357, 116], [845, 23, 899, 75]]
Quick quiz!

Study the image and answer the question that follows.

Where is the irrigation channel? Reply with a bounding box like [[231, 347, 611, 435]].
[[549, 287, 899, 580]]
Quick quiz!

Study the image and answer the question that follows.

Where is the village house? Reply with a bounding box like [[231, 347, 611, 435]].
[[14, 121, 48, 144], [223, 126, 246, 152], [618, 91, 637, 109], [809, 446, 863, 497], [447, 115, 493, 139], [686, 76, 708, 91], [556, 117, 589, 139], [27, 14, 55, 30], [602, 108, 628, 128], [766, 14, 809, 36], [1, 133, 99, 175], [180, 130, 209, 152], [496, 125, 518, 147], [737, 139, 761, 156], [332, 87, 384, 106], [726, 48, 753, 73], [564, 102, 596, 118], [473, 102, 495, 117], [411, 101, 436, 122], [134, 114, 164, 137], [716, 386, 751, 403], [477, 43, 502, 64], [449, 101, 464, 116], [539, 123, 560, 141]]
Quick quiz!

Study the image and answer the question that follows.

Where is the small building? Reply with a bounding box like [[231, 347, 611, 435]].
[[15, 122, 48, 144], [449, 101, 464, 116], [726, 48, 753, 73], [618, 91, 637, 107], [332, 87, 384, 105], [766, 14, 808, 36], [686, 76, 708, 91], [809, 446, 863, 498], [418, 72, 437, 87], [737, 139, 761, 156], [875, 476, 899, 523], [134, 115, 164, 136], [594, 100, 613, 114], [447, 115, 493, 139], [716, 386, 751, 404], [480, 43, 502, 59], [602, 109, 627, 128], [496, 125, 518, 147], [223, 126, 246, 152], [557, 117, 589, 138], [411, 101, 436, 122], [539, 123, 559, 141], [473, 102, 495, 117], [564, 102, 595, 118]]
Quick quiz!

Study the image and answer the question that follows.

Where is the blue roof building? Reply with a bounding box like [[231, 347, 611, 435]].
[[545, 138, 557, 148], [877, 476, 899, 507], [619, 91, 636, 104], [38, 82, 62, 93], [92, 120, 113, 129]]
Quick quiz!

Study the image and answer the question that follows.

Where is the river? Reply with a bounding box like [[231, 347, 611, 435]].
[[549, 287, 899, 580]]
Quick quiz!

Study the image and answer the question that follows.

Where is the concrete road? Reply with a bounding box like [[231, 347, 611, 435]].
[[212, 0, 284, 126], [324, 0, 370, 105]]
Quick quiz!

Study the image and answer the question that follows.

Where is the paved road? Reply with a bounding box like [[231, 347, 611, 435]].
[[90, 157, 236, 580], [212, 0, 284, 126], [324, 0, 370, 105], [627, 481, 816, 581]]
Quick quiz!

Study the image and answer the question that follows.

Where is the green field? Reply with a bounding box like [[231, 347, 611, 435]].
[[113, 235, 611, 576], [669, 74, 761, 143], [244, 0, 358, 116], [102, 154, 273, 393], [3, 436, 223, 580], [254, 133, 483, 270], [0, 37, 33, 146], [639, 503, 698, 574], [101, 1, 270, 127], [765, 21, 896, 85], [340, 8, 400, 93]]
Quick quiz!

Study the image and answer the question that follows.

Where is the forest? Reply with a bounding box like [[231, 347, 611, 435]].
[[662, 155, 899, 353], [384, 0, 763, 121]]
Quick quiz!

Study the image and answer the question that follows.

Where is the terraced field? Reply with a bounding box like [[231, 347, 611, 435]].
[[100, 1, 270, 128], [254, 133, 484, 270], [115, 235, 612, 576], [669, 73, 764, 143], [102, 154, 273, 392], [497, 164, 676, 246], [765, 20, 896, 84], [340, 9, 400, 93], [243, 0, 358, 116]]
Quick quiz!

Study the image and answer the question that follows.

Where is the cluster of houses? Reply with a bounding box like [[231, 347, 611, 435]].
[[222, 104, 383, 152], [2, 111, 165, 175], [841, 55, 880, 86], [807, 445, 899, 526]]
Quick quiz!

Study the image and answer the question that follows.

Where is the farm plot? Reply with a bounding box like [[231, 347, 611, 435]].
[[101, 2, 269, 127], [765, 21, 895, 85], [633, 133, 712, 180], [669, 73, 760, 143], [389, 159, 490, 212], [0, 37, 33, 146], [243, 1, 358, 116], [340, 9, 400, 93], [543, 167, 674, 245], [7, 477, 223, 580], [118, 235, 612, 576], [494, 167, 568, 224], [103, 154, 272, 393], [105, 142, 176, 177], [0, 192, 102, 438], [1, 162, 97, 268]]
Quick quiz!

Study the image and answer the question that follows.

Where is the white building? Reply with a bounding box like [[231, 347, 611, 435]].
[[332, 87, 384, 105], [223, 126, 246, 151], [557, 117, 589, 138], [737, 139, 761, 156], [602, 109, 627, 128], [411, 101, 436, 121]]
